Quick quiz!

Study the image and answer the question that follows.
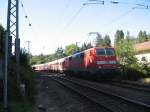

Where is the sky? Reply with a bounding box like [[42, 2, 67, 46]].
[[0, 0, 150, 55]]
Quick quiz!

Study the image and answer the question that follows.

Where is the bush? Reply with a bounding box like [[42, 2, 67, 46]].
[[119, 62, 150, 80], [8, 60, 35, 102]]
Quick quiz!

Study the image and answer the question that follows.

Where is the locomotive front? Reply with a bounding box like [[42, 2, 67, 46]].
[[93, 47, 118, 77]]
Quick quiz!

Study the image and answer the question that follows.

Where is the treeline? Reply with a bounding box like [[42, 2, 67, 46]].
[[114, 30, 150, 44]]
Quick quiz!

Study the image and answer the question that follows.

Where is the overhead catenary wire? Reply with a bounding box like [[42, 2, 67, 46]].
[[103, 8, 135, 27], [109, 0, 149, 9], [63, 0, 149, 31], [77, 0, 150, 45], [19, 0, 32, 27], [19, 0, 40, 53], [19, 0, 38, 38], [63, 4, 85, 30], [59, 0, 72, 22], [104, 5, 149, 27], [62, 0, 105, 31]]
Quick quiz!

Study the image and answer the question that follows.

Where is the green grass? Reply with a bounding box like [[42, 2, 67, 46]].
[[0, 102, 4, 112], [10, 101, 32, 112]]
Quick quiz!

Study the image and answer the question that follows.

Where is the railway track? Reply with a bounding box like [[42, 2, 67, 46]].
[[106, 80, 150, 92], [66, 76, 150, 105], [51, 77, 114, 112], [51, 76, 150, 112]]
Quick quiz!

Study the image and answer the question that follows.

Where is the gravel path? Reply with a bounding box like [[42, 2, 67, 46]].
[[32, 75, 103, 112]]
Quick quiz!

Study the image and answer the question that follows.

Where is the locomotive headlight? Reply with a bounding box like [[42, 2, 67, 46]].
[[97, 61, 105, 64], [110, 61, 116, 64]]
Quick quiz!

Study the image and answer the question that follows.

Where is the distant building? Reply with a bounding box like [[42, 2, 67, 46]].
[[134, 41, 150, 63]]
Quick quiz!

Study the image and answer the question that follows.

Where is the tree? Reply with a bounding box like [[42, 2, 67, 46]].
[[126, 31, 130, 40], [114, 30, 124, 45], [80, 42, 93, 51], [115, 39, 137, 67], [55, 47, 64, 59], [103, 35, 111, 46], [64, 44, 79, 56], [148, 34, 150, 40], [95, 33, 105, 46], [0, 24, 5, 58], [138, 30, 148, 42], [20, 49, 28, 66]]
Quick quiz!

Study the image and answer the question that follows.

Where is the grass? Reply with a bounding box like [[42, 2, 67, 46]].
[[0, 101, 33, 112], [10, 101, 32, 112], [0, 102, 5, 112]]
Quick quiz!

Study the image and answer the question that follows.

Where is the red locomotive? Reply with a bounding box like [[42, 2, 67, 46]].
[[32, 46, 118, 78]]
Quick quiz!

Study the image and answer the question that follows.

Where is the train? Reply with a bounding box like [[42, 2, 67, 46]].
[[32, 46, 118, 78]]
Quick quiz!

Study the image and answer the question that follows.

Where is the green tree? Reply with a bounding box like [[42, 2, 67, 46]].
[[148, 34, 150, 40], [20, 49, 29, 66], [126, 31, 130, 40], [103, 35, 111, 46], [114, 30, 124, 45], [115, 39, 137, 67], [0, 24, 5, 57], [55, 47, 64, 58], [138, 30, 148, 42], [64, 44, 79, 56], [95, 33, 104, 46], [80, 42, 93, 51]]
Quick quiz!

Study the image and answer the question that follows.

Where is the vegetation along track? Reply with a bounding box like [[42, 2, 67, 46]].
[[51, 76, 150, 112]]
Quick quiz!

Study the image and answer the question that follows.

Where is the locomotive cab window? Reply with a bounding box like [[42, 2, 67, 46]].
[[105, 48, 115, 56], [96, 48, 105, 56], [80, 53, 84, 58]]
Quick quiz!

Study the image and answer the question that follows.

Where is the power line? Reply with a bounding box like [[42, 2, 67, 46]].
[[103, 8, 135, 26], [19, 0, 38, 40], [19, 0, 32, 27], [109, 1, 149, 9], [62, 0, 105, 31], [63, 4, 85, 30], [59, 0, 71, 22], [103, 3, 149, 27]]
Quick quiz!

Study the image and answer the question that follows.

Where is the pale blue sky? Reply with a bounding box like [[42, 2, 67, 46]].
[[0, 0, 150, 55]]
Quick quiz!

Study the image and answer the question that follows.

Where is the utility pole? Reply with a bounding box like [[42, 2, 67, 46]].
[[25, 41, 30, 62], [4, 0, 20, 108], [25, 41, 30, 55]]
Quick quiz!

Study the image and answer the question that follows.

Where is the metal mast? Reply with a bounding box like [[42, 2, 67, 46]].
[[7, 0, 20, 57], [4, 0, 20, 108]]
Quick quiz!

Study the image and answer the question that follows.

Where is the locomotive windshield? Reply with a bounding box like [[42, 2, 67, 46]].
[[105, 48, 115, 56], [96, 48, 105, 55], [96, 48, 115, 56]]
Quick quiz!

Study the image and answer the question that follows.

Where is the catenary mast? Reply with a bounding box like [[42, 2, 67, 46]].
[[4, 0, 20, 108]]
